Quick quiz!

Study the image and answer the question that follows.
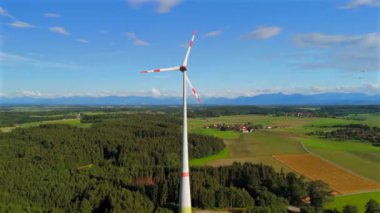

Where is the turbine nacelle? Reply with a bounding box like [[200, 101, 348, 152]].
[[180, 66, 187, 71]]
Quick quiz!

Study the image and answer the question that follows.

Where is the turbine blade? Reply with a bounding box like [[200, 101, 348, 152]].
[[182, 32, 196, 67], [140, 66, 180, 74], [185, 73, 201, 103]]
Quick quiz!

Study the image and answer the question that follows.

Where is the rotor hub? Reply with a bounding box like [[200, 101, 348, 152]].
[[180, 66, 187, 71]]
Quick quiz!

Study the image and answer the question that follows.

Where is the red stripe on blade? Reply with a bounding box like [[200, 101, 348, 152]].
[[140, 70, 148, 74], [192, 88, 196, 94], [189, 41, 193, 47], [153, 69, 160, 72], [181, 172, 189, 177]]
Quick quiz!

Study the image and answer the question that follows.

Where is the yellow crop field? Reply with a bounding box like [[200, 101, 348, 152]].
[[273, 154, 380, 194]]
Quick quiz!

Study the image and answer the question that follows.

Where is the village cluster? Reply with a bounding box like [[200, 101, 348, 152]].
[[205, 122, 275, 133]]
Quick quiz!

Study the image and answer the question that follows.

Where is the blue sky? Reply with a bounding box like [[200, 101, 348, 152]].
[[0, 0, 379, 98]]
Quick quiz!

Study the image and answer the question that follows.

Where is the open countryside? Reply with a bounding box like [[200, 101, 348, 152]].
[[189, 114, 380, 182], [1, 106, 380, 212], [188, 111, 380, 211], [1, 0, 380, 212]]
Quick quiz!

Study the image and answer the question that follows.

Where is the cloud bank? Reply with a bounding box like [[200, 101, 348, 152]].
[[49, 27, 70, 36], [44, 12, 61, 18], [242, 26, 281, 40], [205, 30, 223, 38], [293, 32, 380, 72], [125, 32, 149, 46], [1, 7, 34, 28], [2, 84, 380, 98], [340, 0, 380, 9], [127, 0, 181, 13]]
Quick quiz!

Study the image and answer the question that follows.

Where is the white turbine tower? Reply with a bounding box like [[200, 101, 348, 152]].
[[140, 32, 200, 213]]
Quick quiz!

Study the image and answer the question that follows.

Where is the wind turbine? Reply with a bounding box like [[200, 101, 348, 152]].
[[140, 32, 200, 213]]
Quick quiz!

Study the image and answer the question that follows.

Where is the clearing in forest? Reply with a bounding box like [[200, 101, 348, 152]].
[[273, 153, 380, 194], [200, 131, 307, 172]]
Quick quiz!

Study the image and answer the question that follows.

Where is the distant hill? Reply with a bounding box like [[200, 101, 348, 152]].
[[1, 93, 379, 106]]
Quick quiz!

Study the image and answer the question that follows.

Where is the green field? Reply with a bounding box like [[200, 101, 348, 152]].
[[325, 191, 380, 212], [188, 130, 307, 172], [191, 128, 240, 139], [0, 119, 91, 133], [190, 148, 229, 167]]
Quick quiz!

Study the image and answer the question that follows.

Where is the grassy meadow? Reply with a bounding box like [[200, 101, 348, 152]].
[[190, 148, 229, 167], [190, 128, 240, 140], [0, 118, 91, 133], [325, 191, 380, 212]]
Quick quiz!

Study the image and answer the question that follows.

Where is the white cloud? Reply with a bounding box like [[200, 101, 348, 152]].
[[49, 27, 70, 36], [18, 90, 43, 97], [0, 7, 14, 19], [156, 0, 181, 13], [1, 89, 180, 98], [205, 30, 223, 38], [242, 26, 281, 40], [0, 51, 83, 70], [134, 39, 149, 46], [127, 0, 181, 13], [2, 84, 379, 98], [8, 20, 34, 28], [128, 0, 150, 7], [340, 0, 380, 9], [0, 52, 30, 62], [293, 51, 379, 72], [44, 12, 61, 18], [151, 88, 161, 96], [1, 7, 35, 29], [77, 38, 89, 43], [293, 32, 380, 49], [125, 32, 149, 46], [202, 84, 380, 98], [292, 32, 380, 72]]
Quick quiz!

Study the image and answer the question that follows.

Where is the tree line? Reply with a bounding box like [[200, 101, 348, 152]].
[[308, 124, 380, 146]]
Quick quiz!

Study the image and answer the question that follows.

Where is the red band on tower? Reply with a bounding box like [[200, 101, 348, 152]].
[[181, 172, 189, 177]]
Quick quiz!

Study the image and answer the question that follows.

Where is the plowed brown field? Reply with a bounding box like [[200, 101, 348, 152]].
[[273, 153, 380, 194]]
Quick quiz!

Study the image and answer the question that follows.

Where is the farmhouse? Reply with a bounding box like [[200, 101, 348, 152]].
[[301, 196, 311, 204], [285, 111, 314, 117], [238, 125, 248, 133], [287, 205, 301, 213], [205, 123, 256, 133]]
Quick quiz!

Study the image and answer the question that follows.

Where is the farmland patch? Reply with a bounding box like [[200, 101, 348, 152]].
[[273, 153, 380, 194]]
